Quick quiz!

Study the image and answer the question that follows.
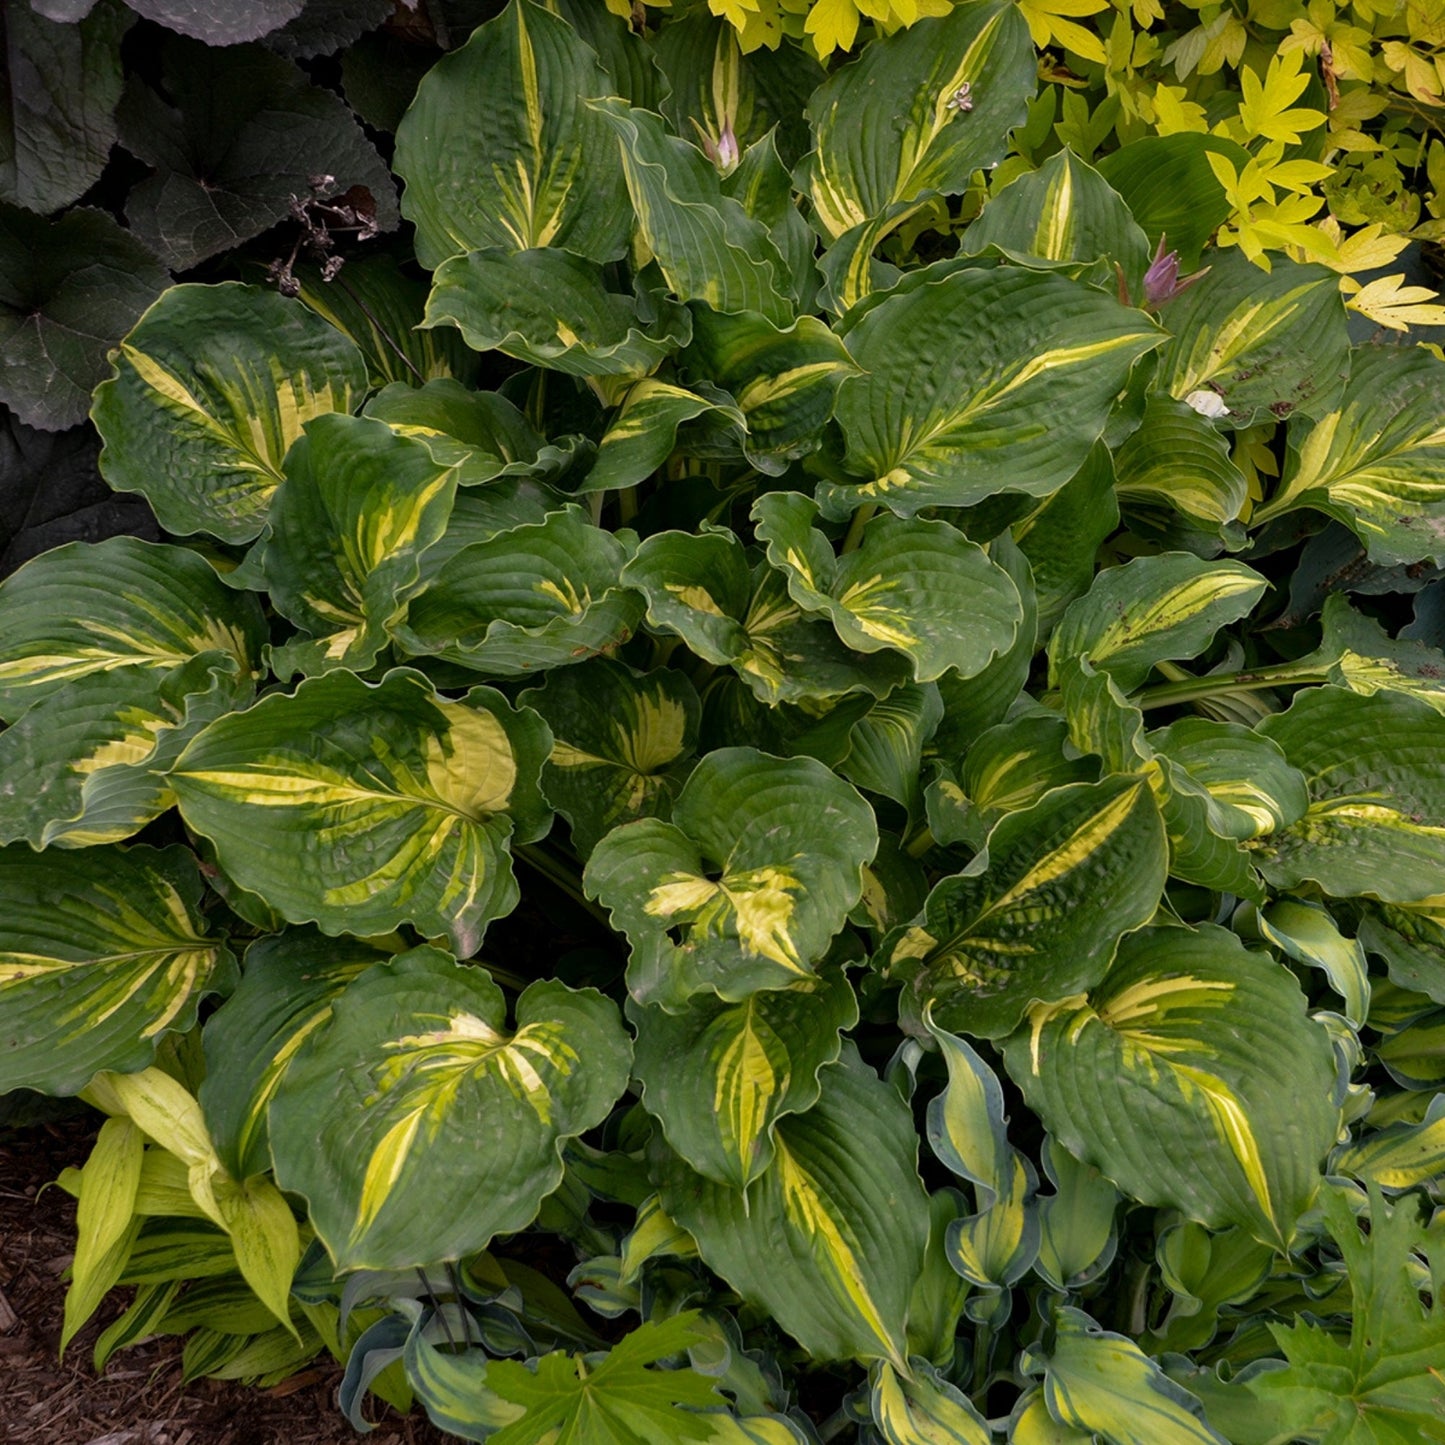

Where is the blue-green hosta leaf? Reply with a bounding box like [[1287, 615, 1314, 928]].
[[822, 267, 1161, 519], [424, 247, 692, 380], [269, 950, 631, 1270], [621, 528, 908, 704], [199, 930, 391, 1180], [590, 99, 793, 326], [364, 379, 581, 490], [0, 843, 236, 1096], [629, 961, 857, 1190], [963, 150, 1151, 296], [1111, 395, 1248, 532], [753, 491, 1022, 683], [520, 658, 699, 858], [91, 282, 368, 544], [0, 536, 264, 723], [839, 684, 943, 819], [1003, 925, 1339, 1248], [170, 668, 552, 956], [393, 506, 642, 677], [683, 309, 857, 471], [1255, 686, 1445, 904], [1024, 1307, 1228, 1445], [887, 776, 1166, 1039], [585, 747, 878, 1008], [722, 135, 817, 309], [580, 380, 746, 494], [243, 413, 459, 678], [1333, 1094, 1445, 1191], [0, 653, 251, 849], [1249, 898, 1370, 1030], [1154, 250, 1349, 429], [656, 1047, 929, 1367], [393, 0, 631, 268], [870, 1359, 991, 1445], [1047, 552, 1268, 691], [1034, 1138, 1119, 1292], [1357, 900, 1445, 1005]]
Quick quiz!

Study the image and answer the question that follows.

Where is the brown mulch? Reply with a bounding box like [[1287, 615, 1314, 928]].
[[0, 1117, 452, 1445]]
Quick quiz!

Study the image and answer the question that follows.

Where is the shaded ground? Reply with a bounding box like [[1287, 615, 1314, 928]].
[[0, 1117, 450, 1445]]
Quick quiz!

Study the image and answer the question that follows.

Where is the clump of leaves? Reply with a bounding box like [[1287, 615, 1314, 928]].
[[3, 2, 1445, 1443]]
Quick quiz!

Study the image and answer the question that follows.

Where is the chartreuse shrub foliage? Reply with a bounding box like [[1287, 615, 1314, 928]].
[[5, 0, 1445, 1441]]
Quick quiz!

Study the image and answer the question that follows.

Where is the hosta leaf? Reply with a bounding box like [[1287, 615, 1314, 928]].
[[0, 652, 251, 849], [622, 528, 909, 704], [683, 309, 857, 471], [1333, 1093, 1445, 1190], [520, 657, 700, 858], [590, 99, 792, 326], [0, 843, 236, 1095], [1374, 1009, 1445, 1091], [1258, 345, 1445, 566], [1034, 1138, 1118, 1291], [1255, 686, 1445, 903], [364, 379, 579, 490], [171, 668, 553, 955], [723, 135, 817, 309], [656, 1047, 929, 1367], [959, 713, 1098, 822], [753, 491, 1022, 683], [1024, 1307, 1227, 1445], [199, 930, 389, 1180], [394, 505, 643, 677], [1047, 553, 1268, 691], [394, 0, 630, 268], [585, 746, 878, 1008], [1111, 395, 1248, 531], [1002, 925, 1339, 1248], [1251, 898, 1370, 1030], [1306, 593, 1445, 715], [887, 776, 1166, 1039], [0, 203, 167, 433], [581, 380, 745, 494], [0, 536, 265, 722], [870, 1359, 991, 1445], [423, 247, 691, 379], [839, 683, 943, 818], [269, 950, 631, 1270], [243, 413, 459, 677], [629, 961, 857, 1189], [1357, 901, 1445, 1005], [822, 267, 1160, 518], [92, 283, 368, 544], [963, 150, 1151, 296], [1154, 251, 1349, 428]]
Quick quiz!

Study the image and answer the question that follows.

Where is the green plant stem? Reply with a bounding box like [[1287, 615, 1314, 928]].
[[840, 503, 877, 554], [1131, 663, 1327, 711], [904, 825, 937, 859], [514, 843, 609, 924]]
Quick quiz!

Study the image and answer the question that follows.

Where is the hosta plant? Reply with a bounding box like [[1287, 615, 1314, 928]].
[[2, 1, 1445, 1443]]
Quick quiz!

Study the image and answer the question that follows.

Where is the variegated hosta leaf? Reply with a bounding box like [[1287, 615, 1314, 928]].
[[1357, 900, 1445, 1005], [906, 1191, 973, 1368], [91, 282, 368, 543], [1247, 898, 1370, 1030], [364, 378, 582, 489], [963, 149, 1151, 296], [1255, 686, 1445, 904], [0, 653, 251, 849], [1303, 592, 1445, 715], [1111, 395, 1248, 533], [752, 491, 1023, 683], [199, 930, 391, 1180], [821, 267, 1160, 519], [1333, 1093, 1445, 1190], [590, 98, 793, 327], [1254, 345, 1445, 564], [424, 247, 692, 379], [1003, 925, 1339, 1248], [520, 657, 700, 858], [1375, 1009, 1445, 1090], [629, 961, 857, 1189], [839, 684, 943, 819], [268, 950, 631, 1270], [0, 844, 236, 1095], [1154, 250, 1349, 429], [0, 536, 264, 722], [170, 668, 553, 955], [656, 1047, 929, 1367], [1047, 552, 1268, 692], [1023, 1307, 1228, 1445], [723, 135, 817, 310], [958, 713, 1097, 824], [242, 413, 459, 678], [798, 1, 1034, 312], [683, 309, 857, 472], [393, 506, 642, 677], [886, 776, 1166, 1039], [1034, 1138, 1119, 1292], [870, 1359, 991, 1445], [580, 380, 745, 494], [393, 0, 631, 268], [585, 746, 878, 1008], [621, 528, 909, 704], [1008, 1391, 1094, 1443]]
